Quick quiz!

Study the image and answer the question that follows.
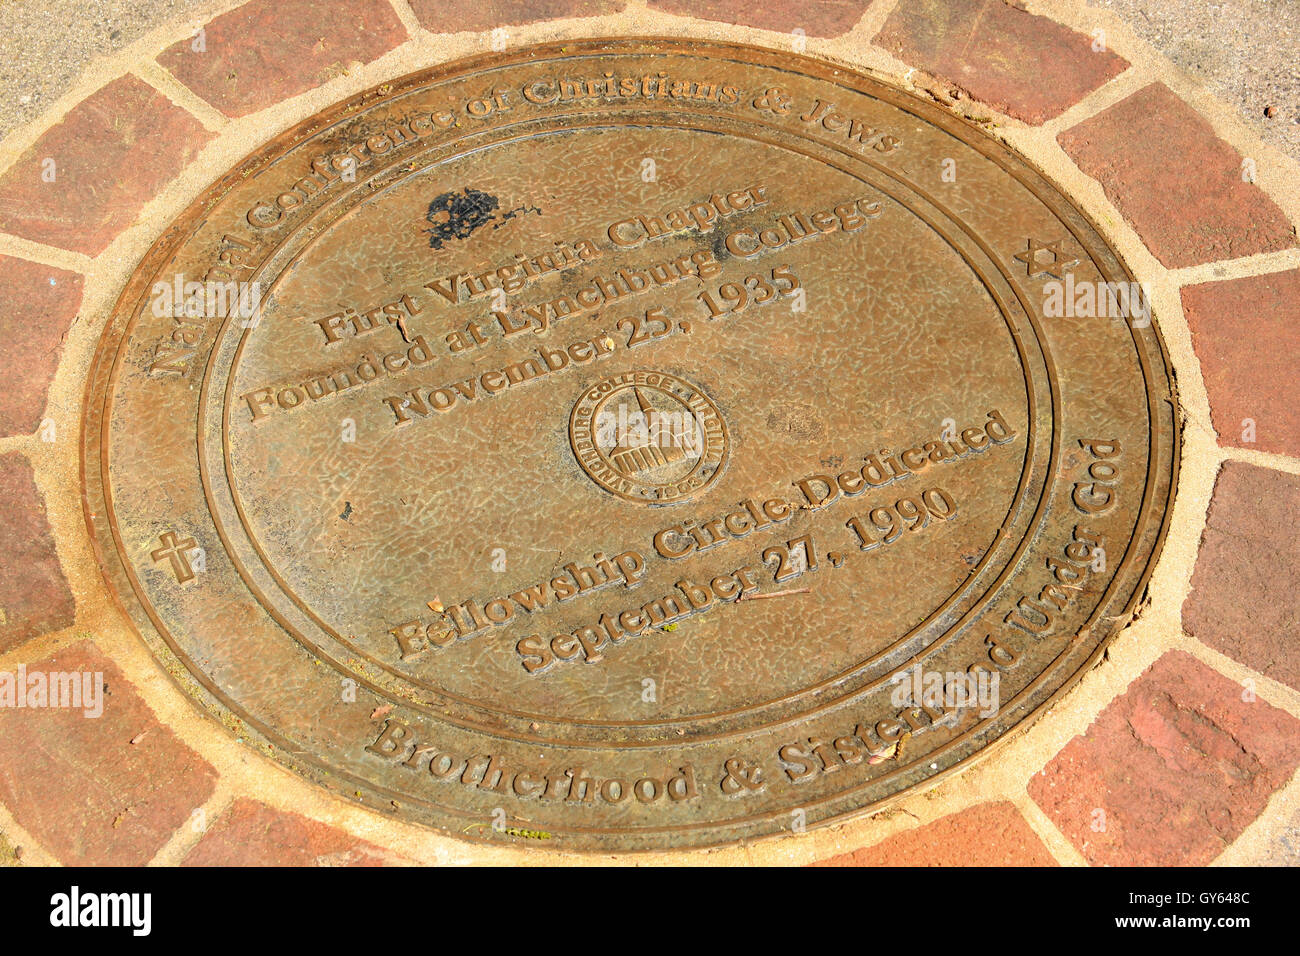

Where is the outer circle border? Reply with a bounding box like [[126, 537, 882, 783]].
[[79, 36, 1181, 852]]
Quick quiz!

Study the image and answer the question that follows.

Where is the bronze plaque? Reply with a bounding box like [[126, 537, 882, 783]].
[[83, 39, 1179, 851]]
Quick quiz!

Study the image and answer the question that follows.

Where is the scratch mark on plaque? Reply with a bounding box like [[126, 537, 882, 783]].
[[463, 822, 553, 840], [867, 741, 898, 764], [737, 587, 811, 602], [425, 187, 499, 249], [392, 314, 411, 342]]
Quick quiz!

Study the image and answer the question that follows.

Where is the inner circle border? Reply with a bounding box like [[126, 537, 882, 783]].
[[202, 112, 1052, 739]]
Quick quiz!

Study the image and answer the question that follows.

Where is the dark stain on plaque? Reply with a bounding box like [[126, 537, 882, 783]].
[[493, 202, 542, 229], [425, 187, 499, 249]]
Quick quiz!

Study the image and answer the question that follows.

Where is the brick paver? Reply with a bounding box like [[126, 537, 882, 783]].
[[875, 0, 1127, 124], [0, 640, 217, 865], [0, 76, 210, 256], [1183, 463, 1300, 693], [408, 0, 625, 34], [158, 0, 408, 119], [648, 0, 865, 37], [810, 801, 1056, 866], [0, 256, 82, 438], [1059, 83, 1296, 268], [183, 798, 405, 865], [0, 453, 74, 652], [1030, 650, 1300, 866], [1181, 270, 1300, 459]]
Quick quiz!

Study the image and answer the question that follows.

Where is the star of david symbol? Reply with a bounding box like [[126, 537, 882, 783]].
[[1014, 238, 1079, 280]]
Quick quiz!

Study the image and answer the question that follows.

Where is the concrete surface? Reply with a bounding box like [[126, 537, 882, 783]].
[[0, 0, 232, 137]]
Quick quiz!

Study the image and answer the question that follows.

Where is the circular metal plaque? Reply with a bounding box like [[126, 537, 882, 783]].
[[83, 38, 1179, 851]]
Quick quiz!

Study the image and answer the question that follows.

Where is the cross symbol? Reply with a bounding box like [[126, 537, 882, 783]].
[[1014, 237, 1079, 280], [150, 531, 198, 583]]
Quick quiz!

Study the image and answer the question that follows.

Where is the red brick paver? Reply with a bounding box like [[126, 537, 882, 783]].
[[649, 0, 865, 37], [1059, 83, 1296, 268], [158, 0, 407, 119], [0, 453, 74, 652], [183, 798, 405, 865], [0, 76, 210, 257], [408, 0, 625, 33], [875, 0, 1127, 124], [1181, 270, 1300, 458], [0, 640, 217, 865], [1030, 650, 1300, 866], [0, 257, 83, 437], [810, 801, 1056, 866], [1183, 463, 1300, 692]]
